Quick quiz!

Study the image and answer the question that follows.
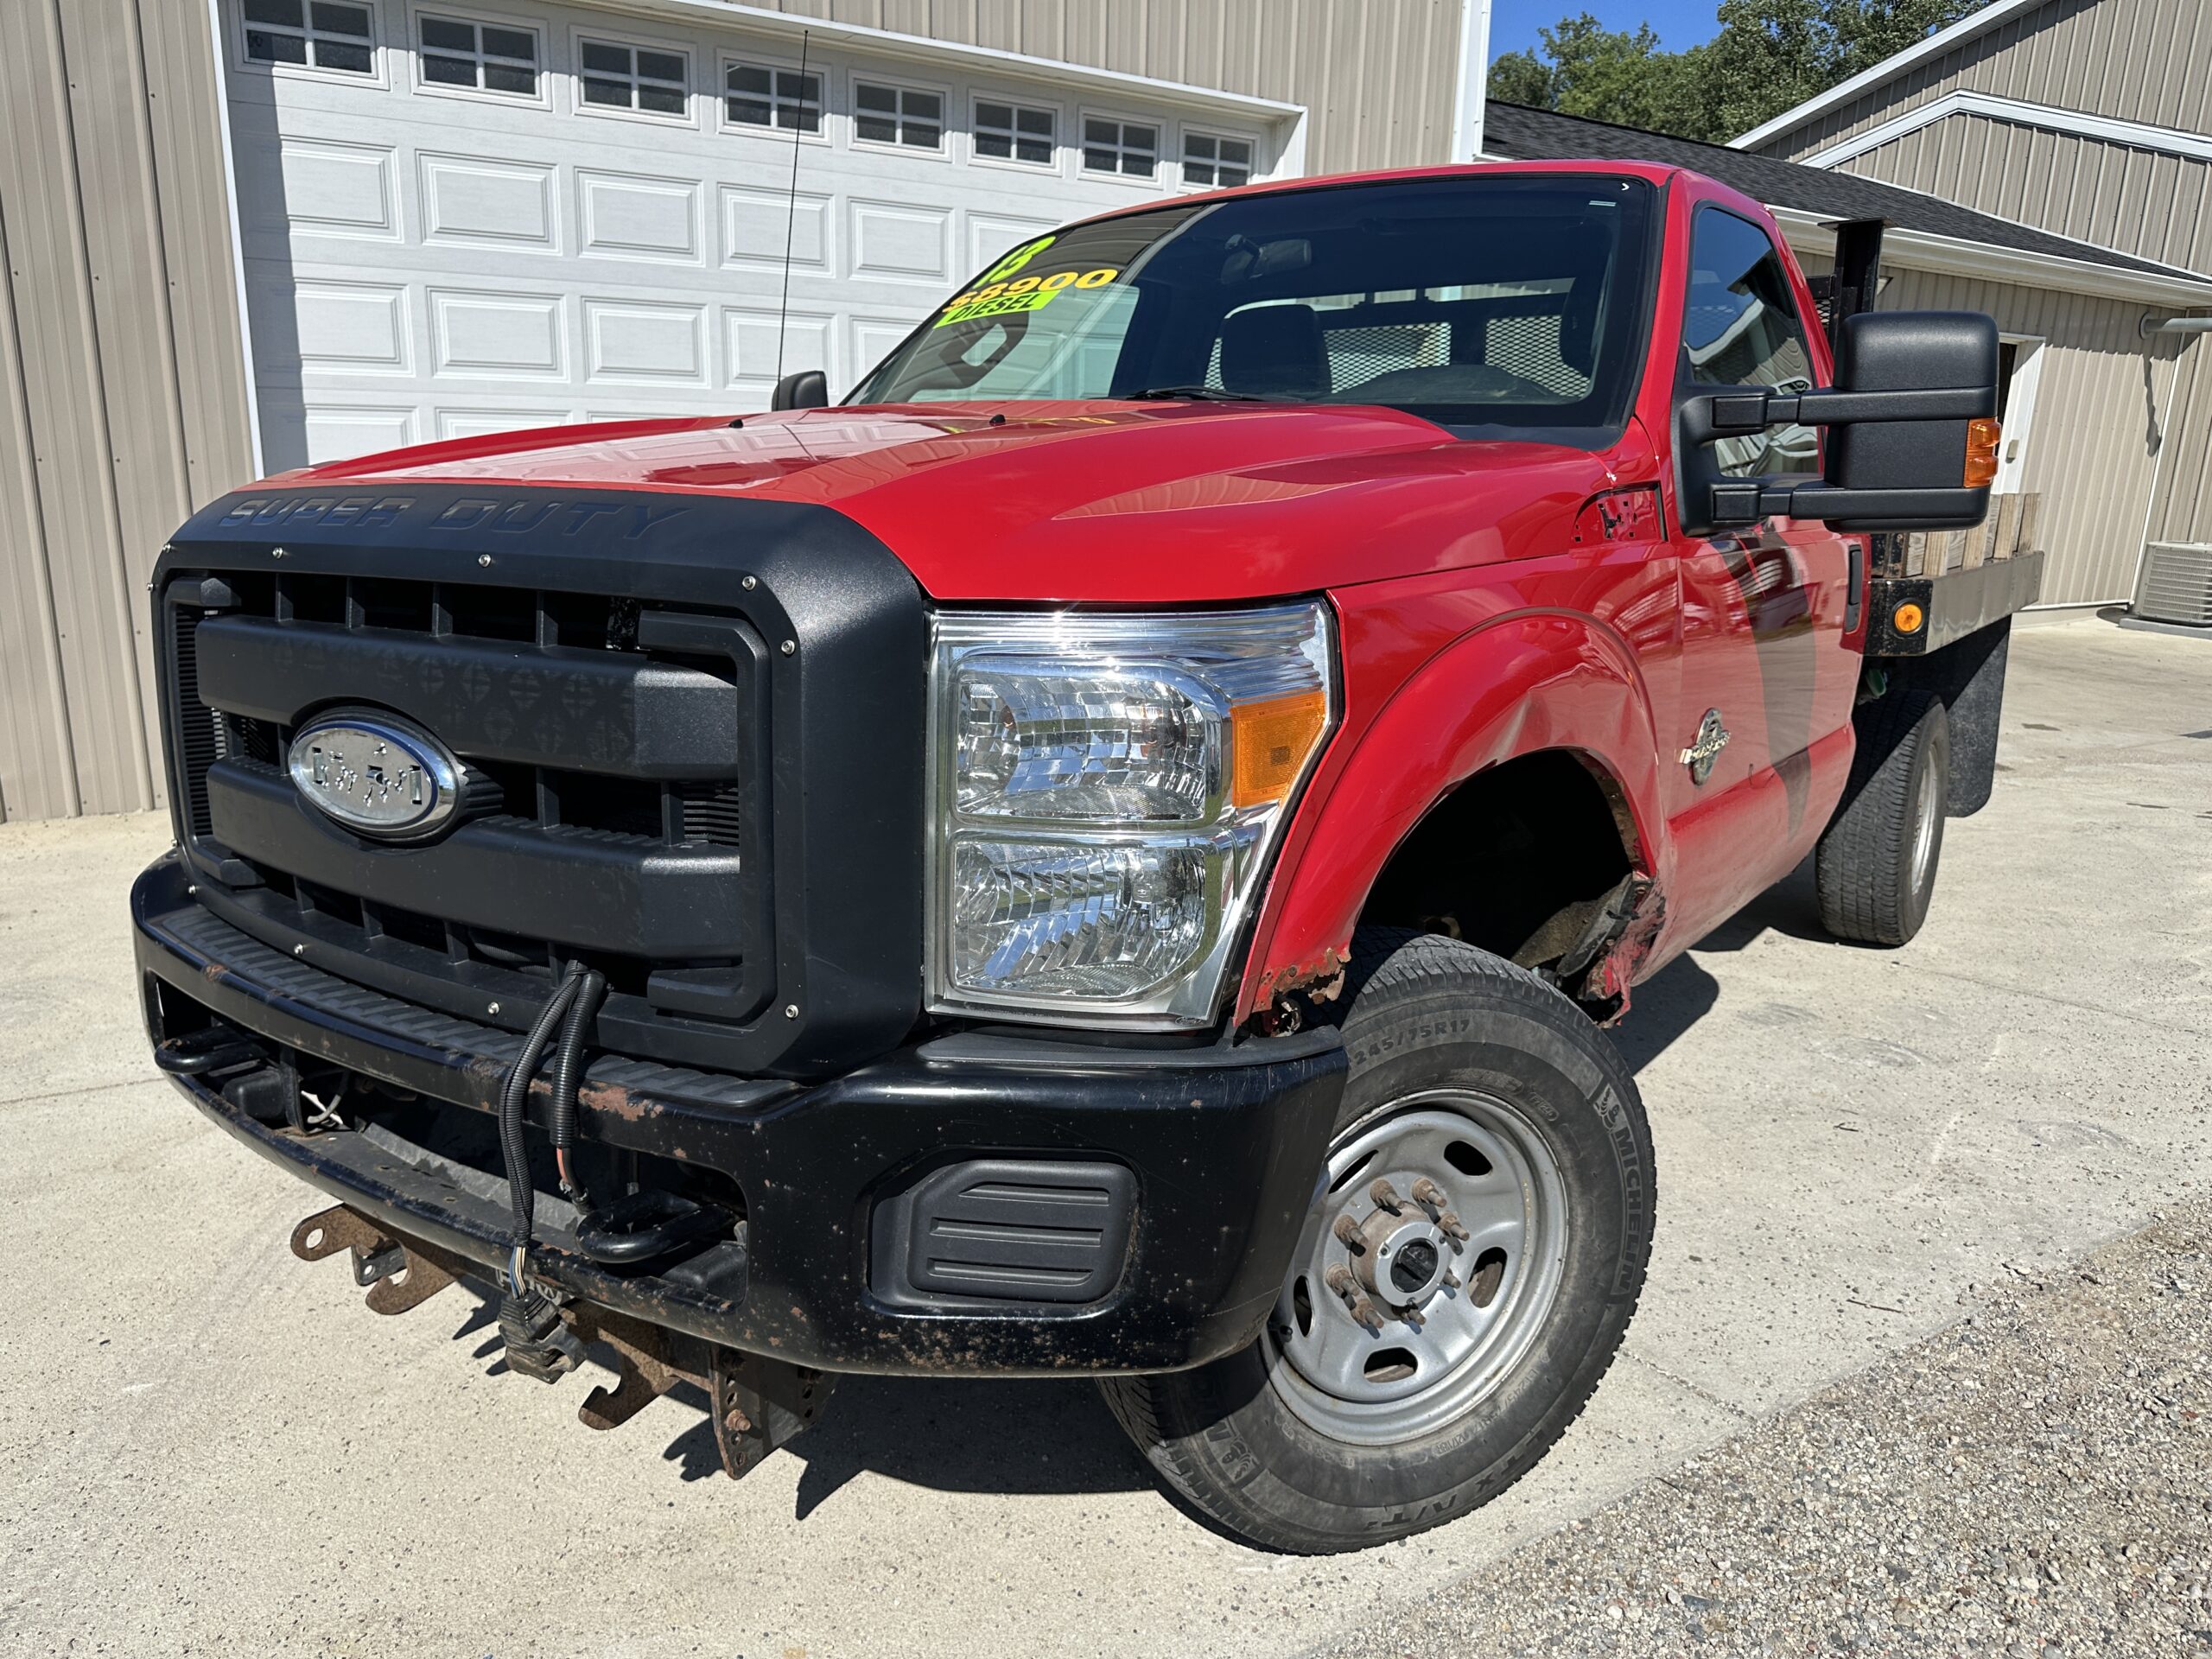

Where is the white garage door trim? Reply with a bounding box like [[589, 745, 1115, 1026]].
[[212, 0, 1308, 472]]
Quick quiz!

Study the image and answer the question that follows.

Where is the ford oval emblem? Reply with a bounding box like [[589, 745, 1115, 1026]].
[[288, 711, 464, 841]]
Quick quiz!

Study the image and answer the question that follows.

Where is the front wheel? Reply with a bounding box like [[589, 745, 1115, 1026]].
[[1099, 931, 1656, 1553]]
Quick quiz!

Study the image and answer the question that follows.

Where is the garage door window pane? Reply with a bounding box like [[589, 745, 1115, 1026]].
[[727, 61, 819, 133], [1084, 118, 1156, 178], [581, 38, 686, 114], [857, 82, 943, 150], [246, 29, 308, 64], [245, 0, 372, 73], [417, 15, 538, 96], [1184, 132, 1253, 189], [976, 99, 1055, 166]]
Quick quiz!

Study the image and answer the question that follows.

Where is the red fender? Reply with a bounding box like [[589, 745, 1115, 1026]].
[[1237, 607, 1672, 1019]]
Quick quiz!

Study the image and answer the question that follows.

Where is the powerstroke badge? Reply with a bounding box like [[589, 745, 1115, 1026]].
[[1680, 709, 1731, 785]]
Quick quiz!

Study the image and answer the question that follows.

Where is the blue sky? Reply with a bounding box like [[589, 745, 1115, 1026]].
[[1488, 0, 1724, 60]]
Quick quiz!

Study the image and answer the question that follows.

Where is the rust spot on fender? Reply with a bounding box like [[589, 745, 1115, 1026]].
[[1263, 944, 1350, 1006]]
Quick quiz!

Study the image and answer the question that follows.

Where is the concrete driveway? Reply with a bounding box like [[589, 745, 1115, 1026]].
[[3, 615, 2208, 1658]]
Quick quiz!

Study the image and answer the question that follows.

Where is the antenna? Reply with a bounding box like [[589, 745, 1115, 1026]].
[[772, 29, 812, 384]]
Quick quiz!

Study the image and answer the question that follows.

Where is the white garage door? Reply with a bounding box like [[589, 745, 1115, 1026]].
[[219, 0, 1285, 469]]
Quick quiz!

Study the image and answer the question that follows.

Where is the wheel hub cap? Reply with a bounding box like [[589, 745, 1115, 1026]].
[[1268, 1093, 1569, 1446]]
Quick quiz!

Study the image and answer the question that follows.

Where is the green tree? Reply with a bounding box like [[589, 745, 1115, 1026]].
[[1487, 0, 1988, 143]]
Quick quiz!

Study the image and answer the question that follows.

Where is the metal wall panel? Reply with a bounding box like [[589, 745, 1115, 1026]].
[[0, 0, 254, 823], [0, 188, 80, 823], [1831, 115, 2212, 276], [0, 1, 263, 827], [1757, 0, 2212, 162], [1878, 264, 2191, 607], [746, 0, 1467, 172], [2147, 333, 2212, 547]]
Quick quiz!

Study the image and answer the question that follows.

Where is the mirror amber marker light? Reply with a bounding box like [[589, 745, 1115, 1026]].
[[1963, 417, 2002, 488]]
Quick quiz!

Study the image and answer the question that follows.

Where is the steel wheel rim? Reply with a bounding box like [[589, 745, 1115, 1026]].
[[1266, 1090, 1569, 1446], [1910, 745, 1941, 893]]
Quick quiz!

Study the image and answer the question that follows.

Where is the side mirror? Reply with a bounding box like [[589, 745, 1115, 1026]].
[[771, 369, 830, 411], [1676, 311, 1999, 535]]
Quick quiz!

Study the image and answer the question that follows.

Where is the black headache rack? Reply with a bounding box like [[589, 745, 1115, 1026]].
[[155, 484, 927, 1079]]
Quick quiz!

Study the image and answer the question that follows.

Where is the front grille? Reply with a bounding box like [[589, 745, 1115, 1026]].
[[155, 481, 926, 1082], [177, 575, 745, 851], [160, 568, 772, 1065]]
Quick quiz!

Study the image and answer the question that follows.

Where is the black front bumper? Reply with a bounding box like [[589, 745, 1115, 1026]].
[[134, 854, 1346, 1376]]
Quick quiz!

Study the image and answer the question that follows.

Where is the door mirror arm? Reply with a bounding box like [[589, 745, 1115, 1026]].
[[1675, 310, 2000, 537], [1681, 384, 1993, 445]]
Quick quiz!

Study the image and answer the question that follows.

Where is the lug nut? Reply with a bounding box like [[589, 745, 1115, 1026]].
[[1332, 1214, 1364, 1249], [1368, 1179, 1403, 1213], [1442, 1268, 1463, 1290], [1411, 1177, 1446, 1208], [1438, 1211, 1471, 1242], [1325, 1263, 1357, 1299], [1402, 1306, 1427, 1330]]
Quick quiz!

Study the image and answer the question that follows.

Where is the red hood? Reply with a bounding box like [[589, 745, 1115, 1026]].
[[276, 404, 1633, 602]]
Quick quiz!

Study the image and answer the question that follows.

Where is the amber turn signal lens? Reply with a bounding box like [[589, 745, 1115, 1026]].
[[1892, 601, 1925, 634], [1231, 689, 1329, 810], [1963, 417, 2001, 488]]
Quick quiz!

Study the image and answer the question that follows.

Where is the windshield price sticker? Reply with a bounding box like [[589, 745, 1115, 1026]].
[[935, 266, 1120, 327]]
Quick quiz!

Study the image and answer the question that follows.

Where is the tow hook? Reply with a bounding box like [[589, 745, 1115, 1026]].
[[289, 1204, 458, 1315]]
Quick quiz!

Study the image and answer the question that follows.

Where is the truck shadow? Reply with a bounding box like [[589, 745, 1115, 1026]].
[[1605, 859, 1828, 1074], [444, 876, 1835, 1519], [450, 1300, 1151, 1510], [663, 1376, 1151, 1514]]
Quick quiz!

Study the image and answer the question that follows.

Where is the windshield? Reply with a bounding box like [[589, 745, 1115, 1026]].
[[850, 175, 1657, 444]]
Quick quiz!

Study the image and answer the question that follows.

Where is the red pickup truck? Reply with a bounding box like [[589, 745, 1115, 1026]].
[[136, 160, 2026, 1553]]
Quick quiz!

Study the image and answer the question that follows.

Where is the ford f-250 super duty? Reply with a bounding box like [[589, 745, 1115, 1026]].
[[134, 161, 2035, 1553]]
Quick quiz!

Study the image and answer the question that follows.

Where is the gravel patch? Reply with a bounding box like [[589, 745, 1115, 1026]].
[[1325, 1193, 2212, 1658]]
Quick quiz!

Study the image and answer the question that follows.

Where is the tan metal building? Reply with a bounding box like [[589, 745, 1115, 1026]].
[[0, 0, 1489, 823], [1732, 0, 2212, 585]]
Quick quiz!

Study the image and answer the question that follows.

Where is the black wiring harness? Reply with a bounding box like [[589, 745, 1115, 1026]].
[[493, 959, 606, 1380]]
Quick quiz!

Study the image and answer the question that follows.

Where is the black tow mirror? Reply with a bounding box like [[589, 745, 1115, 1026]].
[[770, 369, 830, 411], [1677, 311, 1999, 535]]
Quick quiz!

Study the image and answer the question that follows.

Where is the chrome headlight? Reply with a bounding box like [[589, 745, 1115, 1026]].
[[927, 603, 1336, 1027]]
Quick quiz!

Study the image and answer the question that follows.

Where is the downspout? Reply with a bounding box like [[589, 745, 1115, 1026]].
[[2125, 312, 2209, 606], [1451, 0, 1493, 160]]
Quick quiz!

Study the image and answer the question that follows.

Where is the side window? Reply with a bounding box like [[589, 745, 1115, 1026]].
[[1683, 207, 1820, 478]]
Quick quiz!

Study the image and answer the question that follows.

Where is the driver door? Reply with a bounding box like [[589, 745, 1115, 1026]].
[[1663, 206, 1859, 942]]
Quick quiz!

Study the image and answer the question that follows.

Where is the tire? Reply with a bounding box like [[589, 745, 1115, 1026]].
[[1099, 930, 1656, 1554], [1815, 689, 1950, 946]]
